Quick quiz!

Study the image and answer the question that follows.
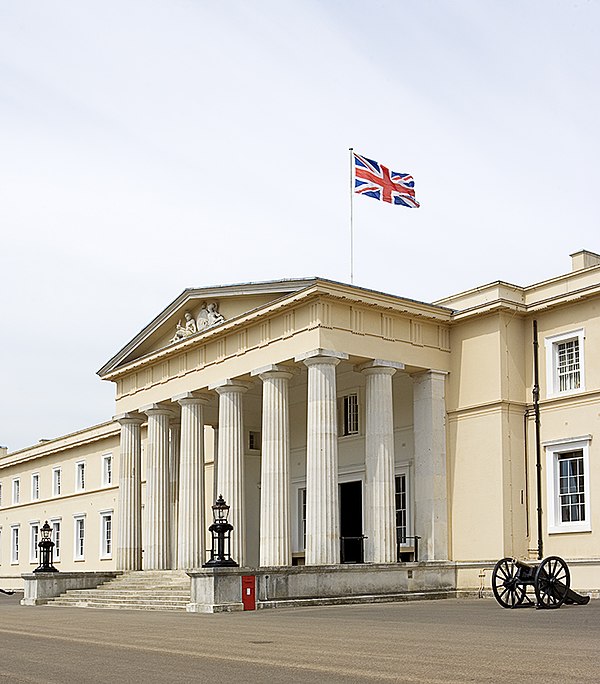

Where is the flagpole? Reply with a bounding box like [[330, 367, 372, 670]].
[[349, 147, 354, 284]]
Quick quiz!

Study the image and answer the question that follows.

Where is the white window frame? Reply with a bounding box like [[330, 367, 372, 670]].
[[29, 521, 40, 563], [0, 527, 2, 565], [99, 510, 113, 559], [0, 482, 3, 507], [75, 461, 86, 492], [339, 391, 360, 437], [50, 518, 61, 562], [52, 467, 62, 497], [545, 329, 585, 398], [31, 473, 40, 501], [101, 454, 113, 487], [12, 478, 20, 505], [545, 436, 591, 534], [73, 514, 86, 561], [11, 525, 20, 564]]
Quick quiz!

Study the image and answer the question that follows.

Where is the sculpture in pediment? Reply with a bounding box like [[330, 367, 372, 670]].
[[170, 312, 197, 344], [196, 301, 225, 331], [169, 302, 226, 345]]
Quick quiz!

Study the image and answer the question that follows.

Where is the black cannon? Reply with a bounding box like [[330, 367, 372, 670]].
[[492, 556, 590, 609]]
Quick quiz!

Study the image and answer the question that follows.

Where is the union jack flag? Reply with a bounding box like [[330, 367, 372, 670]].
[[353, 152, 420, 208]]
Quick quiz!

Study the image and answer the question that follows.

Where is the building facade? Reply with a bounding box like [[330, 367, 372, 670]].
[[2, 251, 599, 592]]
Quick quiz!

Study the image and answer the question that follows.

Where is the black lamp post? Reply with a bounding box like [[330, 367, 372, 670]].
[[203, 495, 239, 567], [34, 521, 58, 573]]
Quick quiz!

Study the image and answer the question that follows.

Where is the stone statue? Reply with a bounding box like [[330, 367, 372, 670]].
[[207, 301, 225, 326], [170, 312, 197, 344], [196, 303, 209, 331]]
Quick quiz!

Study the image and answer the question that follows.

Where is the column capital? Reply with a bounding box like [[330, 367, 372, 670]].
[[172, 391, 210, 407], [140, 402, 176, 418], [251, 364, 297, 380], [411, 369, 449, 381], [114, 412, 145, 426], [356, 359, 405, 375], [209, 379, 252, 393], [294, 348, 349, 364]]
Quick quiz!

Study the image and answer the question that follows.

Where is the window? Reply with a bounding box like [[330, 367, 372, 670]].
[[102, 454, 112, 486], [51, 519, 61, 562], [30, 523, 40, 563], [340, 393, 359, 436], [0, 528, 2, 564], [0, 483, 3, 507], [299, 488, 307, 550], [545, 329, 585, 397], [53, 468, 62, 496], [100, 511, 113, 559], [395, 474, 408, 544], [76, 462, 86, 491], [546, 437, 591, 533], [248, 431, 261, 451], [74, 516, 85, 560], [12, 478, 20, 505], [31, 473, 40, 501], [11, 526, 20, 564]]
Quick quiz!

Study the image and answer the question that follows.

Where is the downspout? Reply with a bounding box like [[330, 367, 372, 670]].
[[532, 320, 543, 560]]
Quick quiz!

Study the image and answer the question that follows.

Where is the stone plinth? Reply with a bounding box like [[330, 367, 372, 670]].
[[187, 562, 456, 612], [21, 572, 121, 606]]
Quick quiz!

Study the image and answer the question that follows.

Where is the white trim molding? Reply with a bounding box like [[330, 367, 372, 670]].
[[545, 436, 592, 534]]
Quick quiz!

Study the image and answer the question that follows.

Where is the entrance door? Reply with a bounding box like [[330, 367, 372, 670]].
[[339, 480, 363, 563]]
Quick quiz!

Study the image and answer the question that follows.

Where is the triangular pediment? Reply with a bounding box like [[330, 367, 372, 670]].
[[98, 278, 318, 377]]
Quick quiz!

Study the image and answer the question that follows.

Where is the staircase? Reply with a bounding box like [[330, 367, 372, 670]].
[[47, 571, 191, 612]]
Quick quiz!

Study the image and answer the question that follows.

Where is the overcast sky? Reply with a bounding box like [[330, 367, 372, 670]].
[[1, 0, 599, 451]]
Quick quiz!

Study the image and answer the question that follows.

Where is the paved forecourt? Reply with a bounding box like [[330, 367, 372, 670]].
[[1, 595, 599, 683]]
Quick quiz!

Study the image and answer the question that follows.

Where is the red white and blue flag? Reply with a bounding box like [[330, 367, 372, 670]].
[[353, 152, 420, 208]]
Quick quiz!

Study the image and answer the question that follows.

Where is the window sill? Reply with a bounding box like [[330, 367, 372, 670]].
[[548, 523, 591, 535]]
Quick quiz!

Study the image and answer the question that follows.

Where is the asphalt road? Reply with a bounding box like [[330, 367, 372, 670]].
[[1, 594, 599, 683]]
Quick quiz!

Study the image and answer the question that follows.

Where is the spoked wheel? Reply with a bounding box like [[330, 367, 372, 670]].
[[492, 557, 527, 608], [535, 556, 570, 609]]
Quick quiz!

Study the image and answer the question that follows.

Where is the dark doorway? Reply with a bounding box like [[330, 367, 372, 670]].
[[339, 480, 364, 563]]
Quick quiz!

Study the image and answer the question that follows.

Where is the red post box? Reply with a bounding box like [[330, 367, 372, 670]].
[[241, 575, 256, 610]]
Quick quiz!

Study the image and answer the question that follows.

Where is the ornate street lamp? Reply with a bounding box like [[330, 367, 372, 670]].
[[203, 495, 239, 567], [33, 521, 58, 573]]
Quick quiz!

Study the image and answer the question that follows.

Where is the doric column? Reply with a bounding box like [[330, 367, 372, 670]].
[[212, 380, 250, 566], [115, 413, 144, 571], [359, 360, 404, 563], [296, 349, 348, 565], [173, 392, 208, 570], [413, 370, 449, 561], [141, 403, 174, 570], [169, 420, 180, 569], [251, 364, 294, 567]]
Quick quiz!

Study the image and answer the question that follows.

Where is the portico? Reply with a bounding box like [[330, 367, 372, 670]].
[[103, 279, 452, 574]]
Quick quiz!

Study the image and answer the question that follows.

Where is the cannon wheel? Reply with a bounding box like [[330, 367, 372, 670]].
[[492, 557, 527, 608], [534, 556, 570, 609]]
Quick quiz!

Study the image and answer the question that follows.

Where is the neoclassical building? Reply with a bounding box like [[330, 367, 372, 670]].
[[2, 251, 600, 598]]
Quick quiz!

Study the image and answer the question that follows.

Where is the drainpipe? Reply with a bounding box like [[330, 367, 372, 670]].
[[532, 320, 543, 560]]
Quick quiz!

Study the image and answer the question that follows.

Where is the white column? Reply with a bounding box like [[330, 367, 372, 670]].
[[212, 380, 250, 567], [174, 392, 208, 569], [413, 370, 449, 561], [169, 421, 180, 569], [252, 365, 294, 567], [296, 349, 348, 565], [115, 413, 144, 571], [360, 360, 404, 563], [141, 403, 174, 570]]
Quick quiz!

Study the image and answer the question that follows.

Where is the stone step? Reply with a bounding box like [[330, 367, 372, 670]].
[[59, 590, 190, 600], [49, 600, 187, 611]]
